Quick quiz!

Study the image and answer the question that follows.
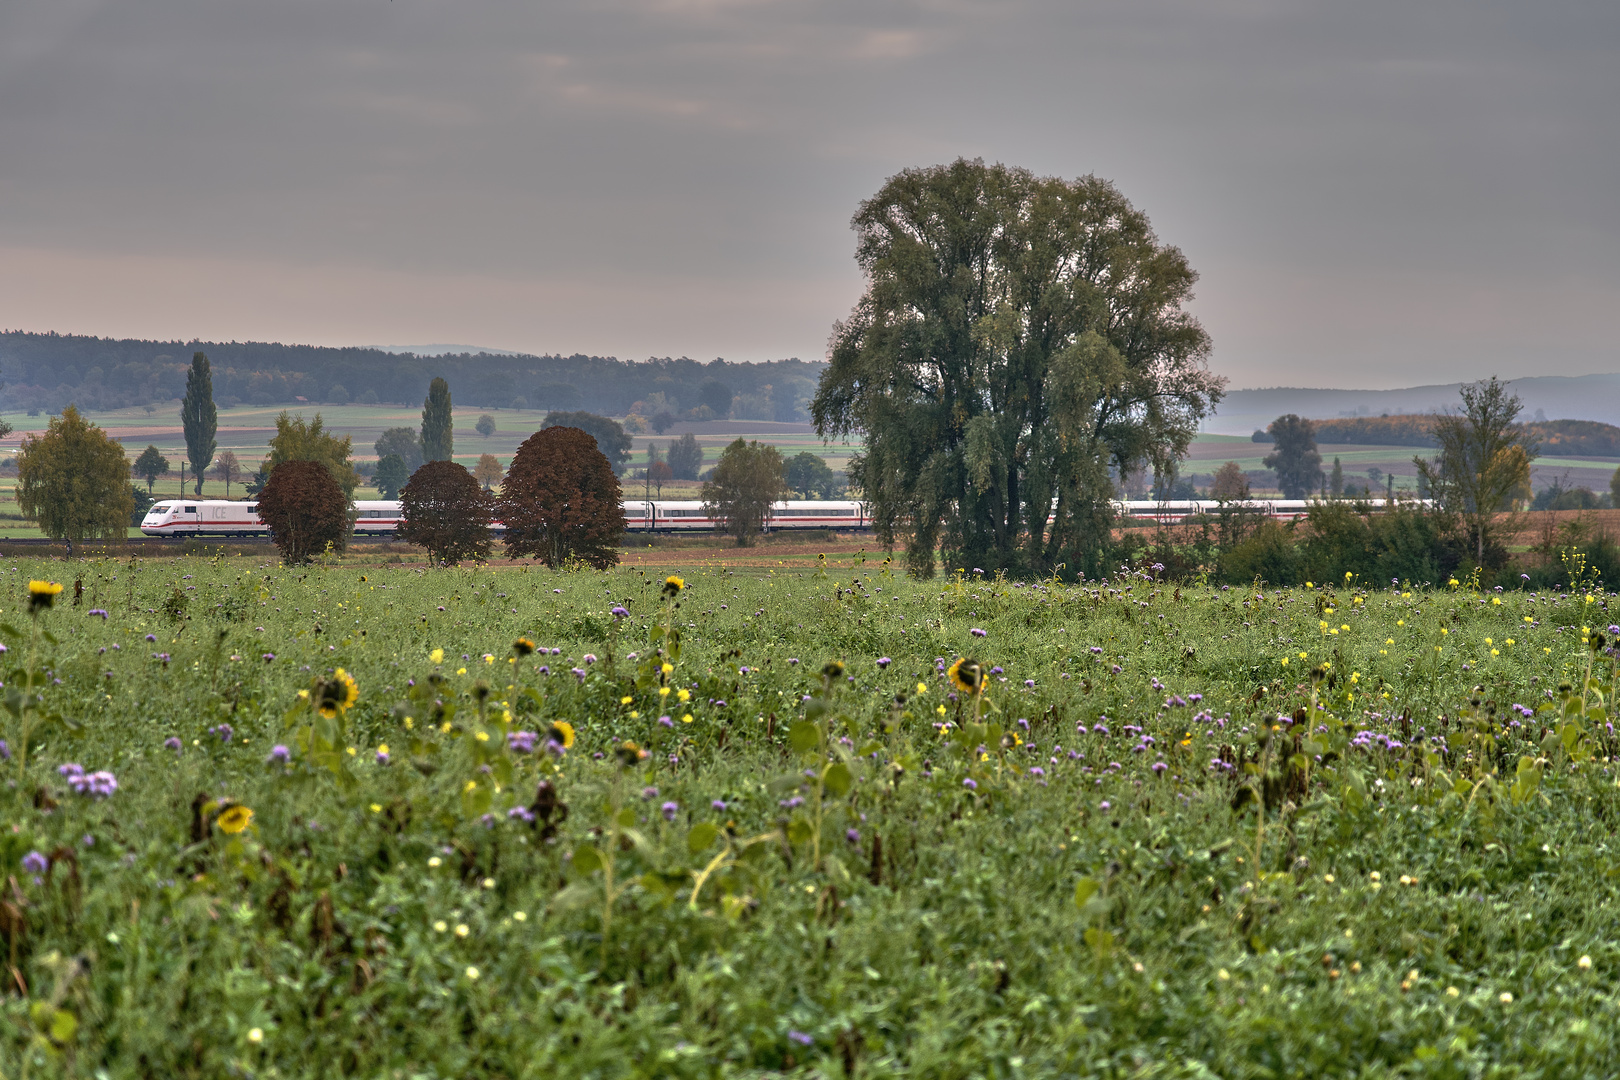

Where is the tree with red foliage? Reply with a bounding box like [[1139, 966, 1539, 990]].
[[256, 459, 349, 564], [398, 460, 494, 565], [499, 426, 625, 568]]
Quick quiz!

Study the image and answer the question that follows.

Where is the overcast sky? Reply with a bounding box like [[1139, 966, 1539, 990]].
[[2, 0, 1615, 389]]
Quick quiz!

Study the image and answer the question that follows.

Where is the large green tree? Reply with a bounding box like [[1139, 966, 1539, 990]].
[[374, 427, 424, 475], [702, 439, 787, 547], [267, 413, 359, 497], [182, 351, 218, 495], [811, 159, 1221, 577], [1415, 377, 1537, 568], [16, 405, 134, 554], [785, 451, 839, 499], [133, 445, 170, 493], [421, 377, 454, 462], [1262, 415, 1322, 499]]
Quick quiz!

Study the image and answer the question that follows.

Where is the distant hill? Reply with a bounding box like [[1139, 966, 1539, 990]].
[[0, 331, 823, 421], [1297, 416, 1620, 458], [1206, 374, 1620, 436]]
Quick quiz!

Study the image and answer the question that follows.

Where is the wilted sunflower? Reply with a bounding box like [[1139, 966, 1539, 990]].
[[821, 660, 845, 681], [216, 804, 254, 834], [315, 668, 360, 718], [614, 739, 648, 767], [947, 657, 985, 696], [662, 575, 684, 598], [27, 580, 64, 613], [547, 720, 576, 748], [513, 637, 537, 657]]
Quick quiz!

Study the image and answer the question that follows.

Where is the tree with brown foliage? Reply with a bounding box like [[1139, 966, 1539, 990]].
[[499, 426, 624, 568], [257, 459, 349, 564], [399, 460, 494, 565], [1210, 461, 1250, 501]]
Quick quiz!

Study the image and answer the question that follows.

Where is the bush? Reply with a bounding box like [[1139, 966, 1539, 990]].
[[499, 426, 624, 568], [398, 460, 494, 565], [257, 460, 349, 564]]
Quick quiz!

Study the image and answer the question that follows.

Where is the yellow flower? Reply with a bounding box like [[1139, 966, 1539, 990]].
[[216, 805, 254, 834], [475, 731, 489, 742], [370, 803, 382, 813], [26, 580, 63, 611], [513, 911, 528, 922], [659, 686, 671, 697], [513, 638, 536, 657], [428, 856, 442, 867], [677, 688, 691, 702], [248, 1028, 264, 1044], [917, 682, 929, 695], [662, 575, 684, 597], [377, 743, 389, 756], [455, 923, 470, 937], [682, 713, 693, 723], [457, 667, 467, 676], [621, 696, 633, 705], [946, 657, 984, 695], [465, 965, 480, 981], [433, 919, 447, 932], [430, 648, 445, 664], [661, 662, 674, 675], [315, 668, 359, 718], [548, 721, 575, 748]]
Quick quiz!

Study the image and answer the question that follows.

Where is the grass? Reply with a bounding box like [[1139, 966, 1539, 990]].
[[2, 556, 1620, 1076]]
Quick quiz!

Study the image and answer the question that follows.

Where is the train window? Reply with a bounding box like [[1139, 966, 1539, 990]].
[[184, 505, 197, 513], [151, 504, 171, 513]]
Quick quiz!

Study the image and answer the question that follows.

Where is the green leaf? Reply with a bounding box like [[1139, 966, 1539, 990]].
[[786, 816, 813, 846], [571, 845, 603, 875], [617, 806, 637, 828], [49, 1007, 78, 1044], [789, 720, 820, 753], [1073, 877, 1100, 908], [550, 882, 596, 912], [1082, 927, 1114, 952], [460, 782, 492, 819], [688, 822, 719, 855], [804, 698, 829, 721], [823, 762, 853, 798]]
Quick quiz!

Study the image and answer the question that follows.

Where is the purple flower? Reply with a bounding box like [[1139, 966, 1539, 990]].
[[661, 801, 679, 821], [268, 744, 291, 764], [375, 749, 390, 765], [1024, 679, 1035, 688], [59, 762, 84, 779], [65, 768, 117, 798], [1089, 646, 1103, 655], [82, 833, 95, 847], [22, 851, 47, 875], [1152, 761, 1168, 774], [583, 653, 597, 665], [88, 608, 108, 619], [658, 715, 674, 728], [611, 606, 629, 619], [846, 828, 861, 844], [970, 628, 987, 637], [0, 739, 8, 761], [145, 634, 156, 642], [711, 799, 728, 811], [779, 796, 804, 809], [262, 653, 276, 662], [1111, 665, 1122, 675], [480, 813, 496, 828], [876, 657, 891, 668], [571, 667, 586, 680], [788, 1031, 813, 1047], [210, 723, 234, 743], [962, 778, 977, 790], [164, 737, 183, 752], [508, 731, 538, 753], [642, 786, 660, 800], [1028, 766, 1045, 777], [508, 806, 536, 823], [1099, 800, 1111, 811]]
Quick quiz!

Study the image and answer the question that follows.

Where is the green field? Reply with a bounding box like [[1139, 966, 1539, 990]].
[[2, 556, 1618, 1075]]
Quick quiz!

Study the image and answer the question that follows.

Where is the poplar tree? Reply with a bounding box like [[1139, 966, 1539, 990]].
[[182, 352, 218, 495], [421, 377, 454, 462]]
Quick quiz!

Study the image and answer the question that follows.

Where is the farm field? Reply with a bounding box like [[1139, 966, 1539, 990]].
[[3, 557, 1620, 1075]]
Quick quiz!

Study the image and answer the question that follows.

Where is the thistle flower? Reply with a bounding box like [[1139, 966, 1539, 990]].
[[661, 801, 679, 821], [268, 744, 291, 764], [27, 579, 63, 612], [21, 851, 47, 875], [164, 737, 183, 752], [508, 730, 538, 753]]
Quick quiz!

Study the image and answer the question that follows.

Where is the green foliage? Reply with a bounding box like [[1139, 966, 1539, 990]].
[[421, 377, 454, 462], [1417, 377, 1538, 566], [267, 412, 359, 497], [132, 444, 170, 493], [1263, 414, 1323, 498], [374, 427, 424, 475], [15, 406, 134, 550], [785, 451, 840, 499], [373, 453, 409, 499], [181, 352, 218, 495], [475, 413, 496, 438], [666, 432, 703, 480], [813, 159, 1221, 578], [701, 439, 787, 547]]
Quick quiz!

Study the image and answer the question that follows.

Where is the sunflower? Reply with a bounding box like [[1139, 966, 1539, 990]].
[[662, 575, 684, 598], [614, 739, 648, 767], [547, 720, 576, 748], [27, 580, 63, 612], [216, 804, 254, 834], [947, 657, 985, 695], [513, 637, 537, 657], [315, 668, 360, 718]]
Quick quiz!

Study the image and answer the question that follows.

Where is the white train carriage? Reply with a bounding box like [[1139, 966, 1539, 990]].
[[140, 500, 402, 537], [621, 500, 871, 532]]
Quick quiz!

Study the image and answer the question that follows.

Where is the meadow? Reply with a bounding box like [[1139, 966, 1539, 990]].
[[2, 553, 1620, 1077]]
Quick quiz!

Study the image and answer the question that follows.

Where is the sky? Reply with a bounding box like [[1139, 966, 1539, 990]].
[[1, 0, 1616, 390]]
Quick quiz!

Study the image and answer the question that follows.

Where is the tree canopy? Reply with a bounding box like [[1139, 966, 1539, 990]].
[[267, 412, 359, 497], [16, 406, 135, 552], [812, 159, 1220, 577], [374, 454, 409, 500], [399, 460, 494, 565], [133, 445, 170, 493], [257, 460, 349, 564], [182, 351, 218, 495], [541, 411, 633, 475], [785, 452, 840, 499], [475, 414, 496, 438], [666, 433, 703, 480], [499, 426, 624, 568], [421, 377, 454, 462], [1415, 377, 1537, 567], [1262, 415, 1322, 499], [702, 439, 787, 547], [374, 428, 424, 475]]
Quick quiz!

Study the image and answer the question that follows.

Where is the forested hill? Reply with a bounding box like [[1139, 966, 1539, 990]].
[[0, 331, 824, 420], [1311, 415, 1620, 457]]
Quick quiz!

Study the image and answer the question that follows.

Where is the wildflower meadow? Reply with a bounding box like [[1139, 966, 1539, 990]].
[[3, 554, 1620, 1076]]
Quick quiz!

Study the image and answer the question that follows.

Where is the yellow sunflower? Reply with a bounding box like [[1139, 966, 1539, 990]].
[[316, 668, 360, 718], [548, 721, 576, 748], [662, 575, 684, 597], [947, 657, 985, 696], [216, 805, 254, 834], [27, 580, 64, 612], [513, 637, 537, 657]]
